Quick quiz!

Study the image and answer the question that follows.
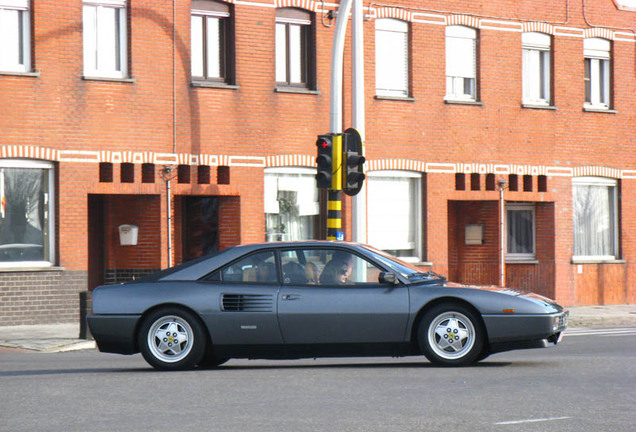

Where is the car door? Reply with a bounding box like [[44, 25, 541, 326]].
[[277, 248, 409, 345], [201, 250, 284, 346]]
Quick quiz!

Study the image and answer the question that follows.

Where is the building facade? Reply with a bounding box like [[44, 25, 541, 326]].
[[1, 0, 635, 325]]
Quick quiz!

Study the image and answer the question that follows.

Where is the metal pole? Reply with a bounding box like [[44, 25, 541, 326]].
[[498, 180, 507, 287], [327, 0, 353, 241], [351, 0, 366, 243]]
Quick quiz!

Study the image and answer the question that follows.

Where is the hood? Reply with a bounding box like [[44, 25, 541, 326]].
[[443, 282, 559, 307]]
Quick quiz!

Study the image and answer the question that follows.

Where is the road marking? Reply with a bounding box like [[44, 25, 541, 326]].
[[495, 416, 571, 425], [566, 328, 636, 337]]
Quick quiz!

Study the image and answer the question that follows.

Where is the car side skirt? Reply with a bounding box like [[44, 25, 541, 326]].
[[87, 314, 140, 355], [213, 342, 413, 360]]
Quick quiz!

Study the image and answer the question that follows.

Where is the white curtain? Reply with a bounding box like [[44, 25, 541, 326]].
[[573, 184, 615, 257]]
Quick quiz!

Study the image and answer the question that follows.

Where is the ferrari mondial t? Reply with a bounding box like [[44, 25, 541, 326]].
[[88, 241, 568, 370]]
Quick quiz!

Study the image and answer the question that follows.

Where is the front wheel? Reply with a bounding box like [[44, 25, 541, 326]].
[[418, 303, 484, 367], [139, 308, 207, 371]]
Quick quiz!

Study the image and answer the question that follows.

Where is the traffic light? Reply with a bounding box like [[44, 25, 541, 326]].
[[315, 134, 333, 189], [342, 129, 366, 196]]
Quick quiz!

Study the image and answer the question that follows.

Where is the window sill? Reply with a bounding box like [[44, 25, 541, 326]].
[[191, 80, 239, 90], [571, 258, 626, 264], [82, 76, 136, 84], [0, 70, 40, 78], [0, 265, 65, 273], [583, 106, 617, 114], [444, 98, 483, 106], [375, 95, 416, 102], [275, 86, 320, 95], [506, 259, 539, 265], [522, 103, 557, 110]]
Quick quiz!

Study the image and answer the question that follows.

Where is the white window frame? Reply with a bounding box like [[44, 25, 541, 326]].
[[367, 170, 422, 262], [445, 25, 477, 101], [506, 203, 536, 262], [83, 0, 128, 79], [191, 2, 230, 82], [275, 9, 311, 87], [375, 18, 409, 98], [572, 176, 619, 261], [584, 38, 611, 110], [0, 0, 31, 73], [264, 167, 320, 242], [522, 32, 551, 106], [0, 159, 56, 268]]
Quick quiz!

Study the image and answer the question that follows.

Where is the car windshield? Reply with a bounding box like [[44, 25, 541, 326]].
[[361, 245, 446, 281]]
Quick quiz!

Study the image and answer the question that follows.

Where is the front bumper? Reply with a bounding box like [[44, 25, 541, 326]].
[[87, 314, 141, 355], [482, 310, 569, 353]]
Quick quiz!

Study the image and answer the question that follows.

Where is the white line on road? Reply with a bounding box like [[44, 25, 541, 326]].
[[566, 328, 636, 337], [495, 416, 571, 425]]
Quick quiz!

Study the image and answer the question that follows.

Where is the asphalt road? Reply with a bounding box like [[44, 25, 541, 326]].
[[1, 328, 635, 432]]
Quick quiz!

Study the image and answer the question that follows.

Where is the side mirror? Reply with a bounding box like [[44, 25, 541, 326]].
[[379, 272, 399, 285]]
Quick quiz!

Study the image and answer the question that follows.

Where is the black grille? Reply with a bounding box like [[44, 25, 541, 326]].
[[221, 294, 274, 312]]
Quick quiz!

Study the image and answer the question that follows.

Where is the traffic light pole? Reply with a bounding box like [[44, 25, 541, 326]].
[[326, 0, 352, 241], [351, 0, 366, 243]]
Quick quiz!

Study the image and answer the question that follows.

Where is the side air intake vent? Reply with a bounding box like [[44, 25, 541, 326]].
[[221, 294, 274, 312]]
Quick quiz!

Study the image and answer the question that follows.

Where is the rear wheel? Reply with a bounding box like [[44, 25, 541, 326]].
[[418, 303, 484, 367], [139, 307, 206, 371]]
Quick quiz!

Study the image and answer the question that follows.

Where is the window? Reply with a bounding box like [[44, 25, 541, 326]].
[[280, 248, 387, 285], [275, 8, 313, 88], [0, 0, 31, 73], [264, 167, 319, 242], [584, 38, 611, 109], [506, 203, 535, 261], [445, 26, 477, 101], [83, 0, 128, 79], [375, 18, 409, 98], [573, 177, 618, 259], [367, 171, 422, 260], [0, 160, 55, 267], [191, 0, 233, 83], [212, 251, 278, 283], [522, 32, 551, 106]]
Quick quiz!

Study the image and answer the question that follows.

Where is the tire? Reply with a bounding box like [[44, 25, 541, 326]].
[[139, 307, 207, 371], [418, 303, 484, 367]]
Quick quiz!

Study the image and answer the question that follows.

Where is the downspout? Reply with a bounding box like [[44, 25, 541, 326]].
[[498, 180, 508, 287]]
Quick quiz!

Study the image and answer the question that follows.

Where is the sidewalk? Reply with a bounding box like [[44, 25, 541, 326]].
[[1, 304, 635, 353]]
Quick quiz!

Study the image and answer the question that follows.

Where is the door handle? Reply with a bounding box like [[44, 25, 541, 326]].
[[282, 294, 301, 300]]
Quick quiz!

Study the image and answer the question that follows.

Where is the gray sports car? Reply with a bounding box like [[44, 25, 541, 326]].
[[88, 241, 568, 370]]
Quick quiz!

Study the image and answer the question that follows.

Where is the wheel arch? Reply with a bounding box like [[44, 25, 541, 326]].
[[134, 303, 212, 352], [410, 297, 489, 354]]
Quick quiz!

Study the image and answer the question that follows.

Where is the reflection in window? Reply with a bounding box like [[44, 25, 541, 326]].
[[264, 168, 319, 242], [0, 161, 55, 266]]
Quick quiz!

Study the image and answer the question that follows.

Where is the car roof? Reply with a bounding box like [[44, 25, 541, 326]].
[[158, 241, 366, 281]]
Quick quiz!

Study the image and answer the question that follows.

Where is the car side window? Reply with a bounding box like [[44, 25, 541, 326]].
[[209, 251, 278, 283], [281, 248, 386, 286]]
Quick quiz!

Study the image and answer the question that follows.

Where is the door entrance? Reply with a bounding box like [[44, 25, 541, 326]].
[[182, 196, 219, 262]]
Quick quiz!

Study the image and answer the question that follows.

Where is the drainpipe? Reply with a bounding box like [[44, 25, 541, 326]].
[[161, 166, 177, 267], [498, 180, 507, 287]]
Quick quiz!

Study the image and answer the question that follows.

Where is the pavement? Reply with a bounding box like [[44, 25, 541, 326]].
[[1, 304, 635, 353]]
